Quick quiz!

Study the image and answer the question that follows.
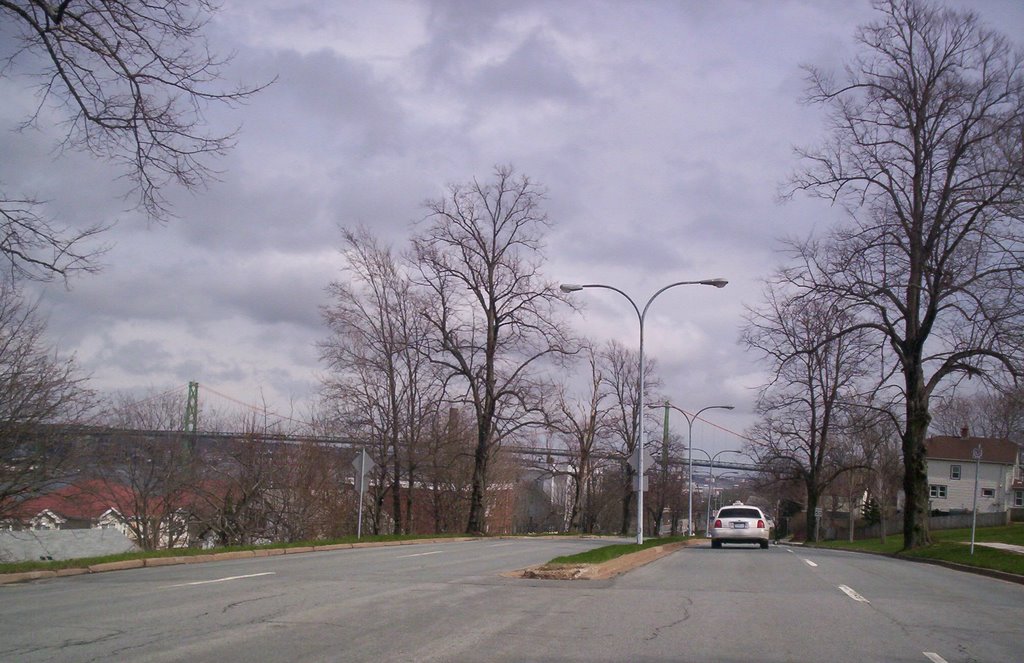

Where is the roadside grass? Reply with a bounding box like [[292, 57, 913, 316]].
[[811, 523, 1024, 576], [0, 532, 471, 575], [547, 535, 689, 565], [902, 541, 1024, 575]]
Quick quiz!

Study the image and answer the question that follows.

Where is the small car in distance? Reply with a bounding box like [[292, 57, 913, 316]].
[[709, 501, 770, 549]]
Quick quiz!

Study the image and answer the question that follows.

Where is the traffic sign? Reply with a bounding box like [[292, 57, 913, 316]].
[[627, 445, 656, 474], [352, 448, 375, 491]]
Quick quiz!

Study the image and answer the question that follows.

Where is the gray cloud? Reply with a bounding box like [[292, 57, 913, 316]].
[[4, 0, 1021, 441]]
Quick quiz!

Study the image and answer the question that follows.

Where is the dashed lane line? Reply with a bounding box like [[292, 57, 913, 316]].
[[803, 559, 818, 567], [396, 550, 444, 559], [923, 653, 948, 663], [163, 572, 275, 589], [838, 584, 870, 603]]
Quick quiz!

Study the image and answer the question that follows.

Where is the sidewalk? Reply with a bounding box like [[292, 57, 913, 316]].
[[970, 542, 1024, 554]]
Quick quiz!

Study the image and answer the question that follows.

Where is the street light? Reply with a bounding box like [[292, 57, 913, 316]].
[[560, 278, 728, 545], [651, 402, 735, 536], [707, 470, 741, 528], [705, 449, 745, 532]]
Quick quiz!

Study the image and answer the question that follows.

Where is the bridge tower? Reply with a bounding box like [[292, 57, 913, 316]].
[[183, 381, 199, 434]]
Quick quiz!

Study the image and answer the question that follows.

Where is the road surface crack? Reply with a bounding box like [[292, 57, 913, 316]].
[[221, 592, 286, 613], [645, 597, 692, 641]]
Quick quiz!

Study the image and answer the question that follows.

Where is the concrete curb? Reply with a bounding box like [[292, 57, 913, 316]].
[[0, 570, 57, 585], [88, 559, 144, 573]]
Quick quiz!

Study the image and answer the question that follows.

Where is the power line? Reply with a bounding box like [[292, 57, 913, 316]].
[[678, 407, 756, 445]]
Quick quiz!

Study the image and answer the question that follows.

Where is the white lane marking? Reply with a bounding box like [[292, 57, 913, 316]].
[[486, 543, 517, 548], [838, 584, 870, 603], [396, 550, 443, 558], [164, 572, 275, 589], [803, 559, 818, 567], [923, 653, 948, 663]]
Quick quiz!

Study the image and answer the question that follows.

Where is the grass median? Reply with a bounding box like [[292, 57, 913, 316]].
[[812, 524, 1024, 576], [547, 535, 690, 565]]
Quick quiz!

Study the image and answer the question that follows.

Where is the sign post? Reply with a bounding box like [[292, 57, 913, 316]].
[[351, 449, 375, 539], [970, 444, 982, 555]]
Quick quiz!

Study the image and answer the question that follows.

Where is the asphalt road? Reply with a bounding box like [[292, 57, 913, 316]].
[[1, 539, 1021, 662]]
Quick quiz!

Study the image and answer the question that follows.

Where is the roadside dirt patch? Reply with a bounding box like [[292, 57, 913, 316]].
[[514, 539, 700, 581]]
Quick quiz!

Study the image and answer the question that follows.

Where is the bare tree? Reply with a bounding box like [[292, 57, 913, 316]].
[[412, 166, 573, 534], [321, 226, 432, 534], [261, 441, 349, 543], [88, 390, 199, 550], [599, 339, 660, 536], [854, 412, 903, 544], [0, 278, 93, 520], [647, 413, 687, 536], [0, 0, 267, 279], [548, 346, 611, 533], [932, 386, 1024, 444], [86, 435, 195, 550], [786, 0, 1024, 548], [422, 405, 475, 533], [190, 410, 285, 547], [742, 284, 876, 541]]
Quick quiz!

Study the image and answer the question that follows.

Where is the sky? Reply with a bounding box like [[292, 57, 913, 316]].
[[2, 0, 1022, 453]]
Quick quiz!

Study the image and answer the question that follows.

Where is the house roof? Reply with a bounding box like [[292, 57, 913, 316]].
[[8, 478, 219, 523], [925, 436, 1019, 465], [9, 479, 139, 521]]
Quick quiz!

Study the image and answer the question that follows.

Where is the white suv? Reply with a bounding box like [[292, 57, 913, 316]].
[[709, 501, 770, 549]]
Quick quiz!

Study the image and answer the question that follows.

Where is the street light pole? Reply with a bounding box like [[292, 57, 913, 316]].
[[707, 449, 745, 532], [561, 278, 727, 545], [649, 403, 735, 536]]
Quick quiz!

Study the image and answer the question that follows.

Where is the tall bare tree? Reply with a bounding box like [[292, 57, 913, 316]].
[[412, 166, 573, 535], [599, 339, 660, 536], [786, 0, 1024, 548], [321, 226, 435, 534], [548, 346, 610, 533], [1, 0, 267, 279], [0, 278, 93, 520], [742, 285, 877, 541]]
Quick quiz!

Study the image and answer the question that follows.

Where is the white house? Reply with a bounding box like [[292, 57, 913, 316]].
[[925, 431, 1020, 514]]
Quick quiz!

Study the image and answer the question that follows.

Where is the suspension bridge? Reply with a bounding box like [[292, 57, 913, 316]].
[[82, 382, 759, 473]]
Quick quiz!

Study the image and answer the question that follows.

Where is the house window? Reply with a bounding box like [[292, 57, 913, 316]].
[[949, 465, 961, 480], [929, 484, 947, 499], [1016, 490, 1023, 507], [981, 488, 995, 498]]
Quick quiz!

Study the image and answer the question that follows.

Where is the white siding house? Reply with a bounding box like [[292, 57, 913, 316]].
[[925, 432, 1020, 514]]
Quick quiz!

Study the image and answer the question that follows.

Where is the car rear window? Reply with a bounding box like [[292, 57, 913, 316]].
[[718, 508, 762, 519]]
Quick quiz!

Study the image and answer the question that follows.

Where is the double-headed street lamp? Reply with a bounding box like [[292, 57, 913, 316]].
[[692, 448, 746, 532], [560, 278, 728, 544], [651, 402, 735, 536]]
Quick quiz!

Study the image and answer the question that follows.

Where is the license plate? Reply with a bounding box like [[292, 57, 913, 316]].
[[732, 522, 747, 529]]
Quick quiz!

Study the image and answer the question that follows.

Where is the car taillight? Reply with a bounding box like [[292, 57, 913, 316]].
[[757, 520, 765, 529], [713, 519, 722, 528]]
